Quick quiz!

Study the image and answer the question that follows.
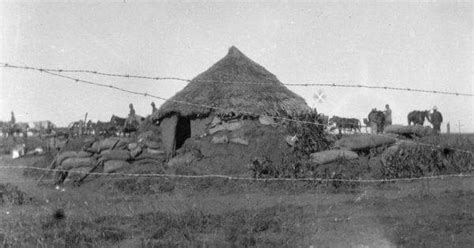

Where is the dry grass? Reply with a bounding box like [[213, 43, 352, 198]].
[[1, 133, 473, 247]]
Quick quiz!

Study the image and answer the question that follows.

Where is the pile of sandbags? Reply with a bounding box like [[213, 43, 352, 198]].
[[310, 150, 359, 165], [51, 136, 169, 185], [208, 119, 244, 135], [206, 116, 250, 146], [83, 137, 129, 153], [384, 125, 433, 137], [54, 151, 97, 183], [55, 151, 95, 170], [334, 134, 396, 151]]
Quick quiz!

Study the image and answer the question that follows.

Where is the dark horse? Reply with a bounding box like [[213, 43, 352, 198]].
[[110, 115, 143, 136], [368, 109, 385, 134], [2, 122, 29, 141], [94, 121, 116, 136], [407, 110, 429, 126], [328, 116, 361, 134], [0, 121, 9, 137]]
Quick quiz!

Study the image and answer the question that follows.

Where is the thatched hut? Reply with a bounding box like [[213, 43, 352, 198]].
[[152, 46, 311, 156]]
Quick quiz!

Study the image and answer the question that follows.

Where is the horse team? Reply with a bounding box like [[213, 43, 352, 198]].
[[328, 107, 443, 135], [67, 115, 146, 137], [0, 114, 145, 139], [2, 106, 443, 139]]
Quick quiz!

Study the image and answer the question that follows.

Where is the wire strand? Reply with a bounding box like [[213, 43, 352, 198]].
[[2, 63, 472, 96], [2, 62, 473, 155], [1, 165, 473, 183]]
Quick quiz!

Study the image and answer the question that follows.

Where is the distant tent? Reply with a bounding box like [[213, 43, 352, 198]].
[[152, 46, 311, 156]]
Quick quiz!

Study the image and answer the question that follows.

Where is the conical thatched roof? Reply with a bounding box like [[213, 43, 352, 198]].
[[153, 46, 311, 120]]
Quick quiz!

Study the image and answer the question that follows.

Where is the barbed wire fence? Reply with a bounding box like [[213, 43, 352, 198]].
[[0, 62, 473, 185], [2, 63, 473, 96], [0, 165, 473, 183]]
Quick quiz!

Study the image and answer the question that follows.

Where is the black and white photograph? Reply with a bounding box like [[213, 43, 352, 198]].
[[0, 1, 472, 247]]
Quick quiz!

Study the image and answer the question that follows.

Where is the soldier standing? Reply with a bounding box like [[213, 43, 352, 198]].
[[383, 104, 392, 127], [151, 102, 158, 114], [127, 104, 136, 127], [428, 106, 443, 135], [10, 111, 16, 124]]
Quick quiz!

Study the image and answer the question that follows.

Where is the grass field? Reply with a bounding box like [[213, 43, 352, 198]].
[[0, 134, 473, 247]]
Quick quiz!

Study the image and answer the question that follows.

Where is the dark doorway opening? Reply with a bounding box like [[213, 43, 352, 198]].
[[175, 116, 191, 150]]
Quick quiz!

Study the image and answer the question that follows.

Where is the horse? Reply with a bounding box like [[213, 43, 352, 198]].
[[7, 122, 29, 141], [328, 116, 361, 134], [368, 109, 385, 134], [85, 120, 96, 135], [94, 121, 116, 136], [0, 121, 9, 137], [110, 115, 144, 136], [68, 120, 84, 137], [30, 120, 56, 136], [407, 110, 430, 126]]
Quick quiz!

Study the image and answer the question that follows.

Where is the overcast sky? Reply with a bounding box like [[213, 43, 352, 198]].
[[0, 1, 472, 132]]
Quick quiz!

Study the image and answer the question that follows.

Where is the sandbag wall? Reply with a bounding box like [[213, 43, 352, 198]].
[[54, 137, 166, 181]]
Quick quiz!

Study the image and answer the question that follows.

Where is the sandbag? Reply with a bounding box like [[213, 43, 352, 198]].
[[223, 121, 243, 131], [77, 151, 93, 158], [310, 150, 359, 165], [127, 143, 139, 150], [167, 152, 195, 167], [99, 149, 131, 162], [230, 137, 249, 146], [147, 148, 165, 155], [385, 125, 433, 137], [145, 141, 161, 149], [89, 137, 128, 153], [67, 167, 91, 181], [130, 146, 143, 158], [209, 116, 221, 127], [134, 151, 166, 162], [334, 135, 396, 151], [211, 135, 228, 144], [60, 157, 96, 170], [208, 125, 225, 135], [56, 151, 86, 165], [208, 121, 243, 134], [104, 160, 130, 173]]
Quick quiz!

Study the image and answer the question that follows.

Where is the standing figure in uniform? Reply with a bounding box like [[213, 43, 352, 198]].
[[126, 103, 137, 128], [383, 104, 392, 127], [428, 106, 443, 135], [151, 102, 158, 114], [10, 111, 16, 125]]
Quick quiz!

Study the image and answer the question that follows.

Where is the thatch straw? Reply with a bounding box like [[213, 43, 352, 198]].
[[153, 46, 311, 120]]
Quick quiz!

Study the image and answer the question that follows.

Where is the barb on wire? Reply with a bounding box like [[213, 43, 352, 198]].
[[0, 165, 473, 183], [2, 63, 472, 96], [1, 62, 474, 155]]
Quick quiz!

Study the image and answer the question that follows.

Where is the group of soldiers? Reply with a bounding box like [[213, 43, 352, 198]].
[[125, 102, 157, 126]]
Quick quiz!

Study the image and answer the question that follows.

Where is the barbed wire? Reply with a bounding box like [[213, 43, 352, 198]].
[[0, 165, 473, 183], [2, 63, 472, 97], [9, 66, 329, 127], [1, 62, 473, 155]]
